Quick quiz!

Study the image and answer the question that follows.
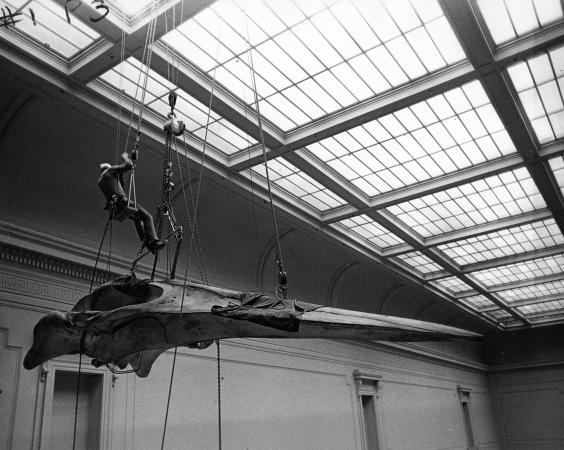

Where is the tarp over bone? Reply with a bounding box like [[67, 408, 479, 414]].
[[24, 274, 481, 377]]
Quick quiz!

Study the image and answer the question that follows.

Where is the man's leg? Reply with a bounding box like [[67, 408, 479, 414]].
[[134, 205, 165, 253]]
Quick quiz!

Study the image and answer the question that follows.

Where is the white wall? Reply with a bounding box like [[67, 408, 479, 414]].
[[0, 259, 499, 450]]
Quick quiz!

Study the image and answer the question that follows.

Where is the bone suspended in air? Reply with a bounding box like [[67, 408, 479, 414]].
[[23, 275, 481, 377]]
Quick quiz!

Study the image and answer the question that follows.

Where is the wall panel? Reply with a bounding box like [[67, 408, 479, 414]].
[[490, 367, 564, 450]]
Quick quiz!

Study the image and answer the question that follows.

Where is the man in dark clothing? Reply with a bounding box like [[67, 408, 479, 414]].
[[98, 152, 165, 254]]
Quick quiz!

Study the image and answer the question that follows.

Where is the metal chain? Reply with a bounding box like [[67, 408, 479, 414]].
[[155, 129, 172, 237]]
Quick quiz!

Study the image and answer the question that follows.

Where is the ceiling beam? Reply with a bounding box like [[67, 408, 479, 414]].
[[440, 0, 564, 236], [461, 244, 564, 274], [486, 272, 564, 293], [62, 0, 217, 82], [524, 308, 564, 321], [483, 293, 564, 310], [322, 154, 525, 223], [360, 208, 529, 324], [283, 62, 476, 146], [229, 62, 476, 170], [494, 21, 564, 67], [424, 209, 554, 248], [148, 45, 286, 150], [283, 152, 369, 209]]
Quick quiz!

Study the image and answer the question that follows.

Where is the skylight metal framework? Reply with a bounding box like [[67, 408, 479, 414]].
[[3, 0, 564, 329]]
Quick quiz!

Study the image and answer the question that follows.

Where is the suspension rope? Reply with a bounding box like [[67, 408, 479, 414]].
[[124, 2, 158, 152], [89, 213, 112, 292], [217, 340, 222, 450], [240, 53, 262, 264], [175, 138, 207, 282], [245, 22, 287, 298], [160, 27, 224, 450], [71, 336, 84, 450], [120, 0, 160, 208], [114, 18, 126, 163]]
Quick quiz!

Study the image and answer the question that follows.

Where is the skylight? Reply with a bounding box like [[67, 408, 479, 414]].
[[332, 214, 406, 250], [3, 0, 100, 59], [438, 218, 564, 265], [430, 276, 474, 296], [459, 295, 496, 311], [385, 168, 545, 238], [247, 158, 347, 212], [96, 57, 257, 155], [160, 0, 465, 131], [485, 309, 513, 322], [469, 254, 564, 287], [549, 155, 564, 197], [394, 251, 444, 276], [517, 299, 564, 316], [304, 80, 516, 197], [495, 279, 564, 303], [507, 44, 564, 144], [476, 0, 563, 46]]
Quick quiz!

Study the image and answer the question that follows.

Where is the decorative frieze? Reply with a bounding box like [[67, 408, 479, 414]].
[[0, 243, 116, 285]]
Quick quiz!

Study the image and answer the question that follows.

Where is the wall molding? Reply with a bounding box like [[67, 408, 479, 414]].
[[0, 243, 115, 286], [488, 359, 564, 373], [0, 220, 167, 279]]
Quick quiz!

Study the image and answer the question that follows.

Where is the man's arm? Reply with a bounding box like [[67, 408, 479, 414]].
[[106, 152, 134, 175]]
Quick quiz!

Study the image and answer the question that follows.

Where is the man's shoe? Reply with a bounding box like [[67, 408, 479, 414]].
[[147, 239, 166, 254]]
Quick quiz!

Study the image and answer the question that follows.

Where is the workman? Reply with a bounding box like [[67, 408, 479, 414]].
[[98, 152, 165, 254]]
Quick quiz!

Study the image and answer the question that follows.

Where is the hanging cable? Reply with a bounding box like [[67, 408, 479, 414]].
[[175, 138, 207, 282], [160, 26, 224, 450], [114, 22, 126, 163], [71, 336, 84, 450], [240, 52, 262, 265], [244, 19, 287, 298], [217, 340, 222, 450]]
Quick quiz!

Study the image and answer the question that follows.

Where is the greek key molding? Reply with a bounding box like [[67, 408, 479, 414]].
[[0, 243, 117, 285], [0, 271, 85, 305]]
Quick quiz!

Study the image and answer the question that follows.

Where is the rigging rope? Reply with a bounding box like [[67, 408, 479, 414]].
[[71, 337, 84, 450], [217, 340, 222, 450], [160, 23, 224, 450], [74, 3, 160, 448], [244, 22, 287, 299]]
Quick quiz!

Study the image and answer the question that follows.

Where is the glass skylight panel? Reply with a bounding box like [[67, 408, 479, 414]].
[[477, 0, 563, 46], [386, 168, 545, 238], [96, 58, 256, 155], [470, 254, 564, 287], [507, 44, 564, 144], [517, 299, 564, 316], [394, 251, 444, 275], [459, 295, 496, 311], [333, 215, 405, 250], [430, 276, 474, 296], [3, 0, 100, 59], [248, 158, 346, 212], [160, 0, 465, 131], [496, 279, 564, 303], [485, 309, 513, 322], [438, 218, 564, 265], [304, 80, 516, 197], [549, 155, 564, 198]]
